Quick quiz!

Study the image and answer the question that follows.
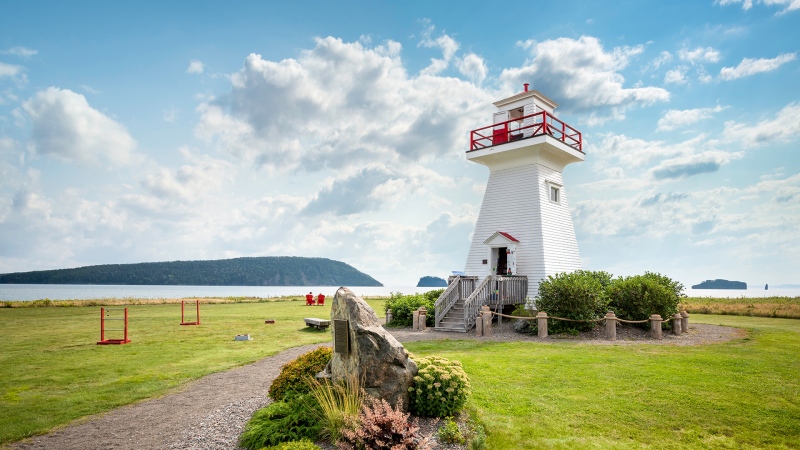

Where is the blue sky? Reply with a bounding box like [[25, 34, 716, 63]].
[[1, 0, 798, 287]]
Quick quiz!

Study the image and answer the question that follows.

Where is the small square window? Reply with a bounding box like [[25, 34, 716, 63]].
[[550, 186, 560, 204]]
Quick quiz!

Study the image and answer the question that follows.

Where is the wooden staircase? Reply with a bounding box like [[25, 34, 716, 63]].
[[435, 296, 468, 332], [434, 275, 529, 332]]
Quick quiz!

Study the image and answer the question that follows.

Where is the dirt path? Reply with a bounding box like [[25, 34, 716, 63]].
[[9, 323, 743, 450], [10, 344, 325, 450]]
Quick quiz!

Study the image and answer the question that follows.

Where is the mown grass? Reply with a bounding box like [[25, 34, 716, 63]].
[[4, 300, 800, 449], [681, 296, 800, 319], [406, 314, 800, 449], [0, 298, 386, 445]]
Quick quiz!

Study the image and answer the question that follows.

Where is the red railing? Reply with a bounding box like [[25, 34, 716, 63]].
[[469, 111, 583, 153]]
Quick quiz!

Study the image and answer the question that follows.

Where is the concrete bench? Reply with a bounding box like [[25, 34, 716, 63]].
[[304, 318, 331, 330]]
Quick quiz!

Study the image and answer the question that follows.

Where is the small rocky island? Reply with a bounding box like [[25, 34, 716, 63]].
[[416, 276, 447, 287], [692, 279, 747, 290]]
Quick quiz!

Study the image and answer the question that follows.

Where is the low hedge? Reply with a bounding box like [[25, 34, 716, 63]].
[[385, 289, 443, 327], [535, 270, 609, 332]]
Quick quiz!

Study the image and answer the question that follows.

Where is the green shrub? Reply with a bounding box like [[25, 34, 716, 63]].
[[239, 394, 321, 449], [608, 275, 680, 328], [339, 396, 426, 450], [437, 417, 465, 444], [385, 289, 443, 327], [409, 356, 470, 418], [535, 270, 609, 333], [510, 304, 535, 334], [269, 347, 332, 401], [642, 271, 686, 301], [466, 420, 487, 450], [262, 439, 319, 450]]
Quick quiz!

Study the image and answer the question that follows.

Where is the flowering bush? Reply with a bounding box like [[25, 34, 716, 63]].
[[408, 356, 470, 418], [338, 397, 429, 450]]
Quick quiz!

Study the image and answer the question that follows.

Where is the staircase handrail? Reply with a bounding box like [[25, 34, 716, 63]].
[[463, 276, 493, 331], [435, 276, 463, 325]]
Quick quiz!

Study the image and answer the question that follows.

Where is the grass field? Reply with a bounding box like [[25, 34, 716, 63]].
[[405, 313, 800, 449], [680, 296, 800, 319], [3, 299, 800, 448], [0, 298, 386, 445]]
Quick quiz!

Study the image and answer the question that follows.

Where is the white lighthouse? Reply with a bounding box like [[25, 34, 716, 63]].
[[434, 86, 584, 332]]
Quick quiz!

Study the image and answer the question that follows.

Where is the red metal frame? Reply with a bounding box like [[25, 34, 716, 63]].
[[181, 300, 201, 325], [97, 307, 131, 345], [469, 111, 583, 153]]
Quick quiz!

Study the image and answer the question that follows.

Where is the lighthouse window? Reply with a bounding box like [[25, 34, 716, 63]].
[[550, 186, 560, 204]]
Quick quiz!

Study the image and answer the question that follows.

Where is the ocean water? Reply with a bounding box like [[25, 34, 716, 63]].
[[1, 284, 797, 302], [0, 284, 441, 302]]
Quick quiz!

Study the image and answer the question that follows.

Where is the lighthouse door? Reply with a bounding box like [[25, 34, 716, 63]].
[[495, 247, 508, 275]]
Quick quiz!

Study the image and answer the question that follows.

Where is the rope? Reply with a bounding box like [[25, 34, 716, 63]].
[[480, 311, 671, 324]]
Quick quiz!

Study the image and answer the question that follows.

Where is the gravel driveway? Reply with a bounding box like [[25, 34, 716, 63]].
[[9, 322, 742, 450]]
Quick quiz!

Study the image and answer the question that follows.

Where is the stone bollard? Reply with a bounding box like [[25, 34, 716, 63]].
[[418, 307, 427, 331], [650, 314, 663, 339], [605, 311, 617, 341], [412, 310, 420, 331], [386, 309, 393, 325], [537, 311, 548, 338], [672, 313, 682, 335], [681, 310, 689, 333], [481, 305, 492, 337], [475, 312, 484, 336]]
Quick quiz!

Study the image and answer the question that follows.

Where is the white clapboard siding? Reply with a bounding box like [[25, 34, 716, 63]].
[[464, 157, 581, 299]]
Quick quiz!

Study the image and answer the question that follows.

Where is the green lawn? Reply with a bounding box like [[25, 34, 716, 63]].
[[405, 314, 800, 449], [0, 299, 386, 445], [3, 303, 799, 449]]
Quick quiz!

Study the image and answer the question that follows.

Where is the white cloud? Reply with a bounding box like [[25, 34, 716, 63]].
[[644, 51, 673, 71], [0, 46, 38, 58], [679, 47, 721, 64], [717, 0, 800, 14], [657, 105, 726, 131], [720, 53, 796, 80], [0, 62, 23, 78], [500, 36, 669, 118], [456, 53, 488, 85], [186, 60, 204, 74], [418, 22, 460, 76], [195, 37, 493, 173], [20, 87, 137, 166], [588, 133, 704, 169], [141, 149, 234, 201], [649, 150, 742, 180], [722, 102, 800, 147], [163, 108, 179, 122], [664, 67, 687, 84]]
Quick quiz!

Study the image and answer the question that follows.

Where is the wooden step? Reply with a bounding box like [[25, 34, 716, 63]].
[[434, 325, 467, 333]]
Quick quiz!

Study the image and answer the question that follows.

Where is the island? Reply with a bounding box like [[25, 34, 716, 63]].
[[691, 279, 747, 290], [417, 276, 447, 287], [0, 256, 383, 286]]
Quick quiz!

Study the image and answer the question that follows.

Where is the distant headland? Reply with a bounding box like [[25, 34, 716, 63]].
[[416, 276, 447, 287], [691, 279, 747, 290], [0, 256, 383, 287]]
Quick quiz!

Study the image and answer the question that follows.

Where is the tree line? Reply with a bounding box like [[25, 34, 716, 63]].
[[0, 256, 383, 286]]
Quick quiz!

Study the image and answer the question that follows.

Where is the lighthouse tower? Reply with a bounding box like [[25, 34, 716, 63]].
[[434, 86, 584, 332]]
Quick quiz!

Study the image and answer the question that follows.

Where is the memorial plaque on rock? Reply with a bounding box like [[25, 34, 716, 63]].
[[334, 319, 349, 354]]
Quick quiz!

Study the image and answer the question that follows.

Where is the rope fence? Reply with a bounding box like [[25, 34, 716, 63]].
[[474, 307, 690, 341]]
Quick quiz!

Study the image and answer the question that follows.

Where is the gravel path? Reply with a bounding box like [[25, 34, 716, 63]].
[[9, 322, 742, 450]]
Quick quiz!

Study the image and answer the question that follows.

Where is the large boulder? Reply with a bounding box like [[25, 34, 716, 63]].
[[325, 286, 417, 410]]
